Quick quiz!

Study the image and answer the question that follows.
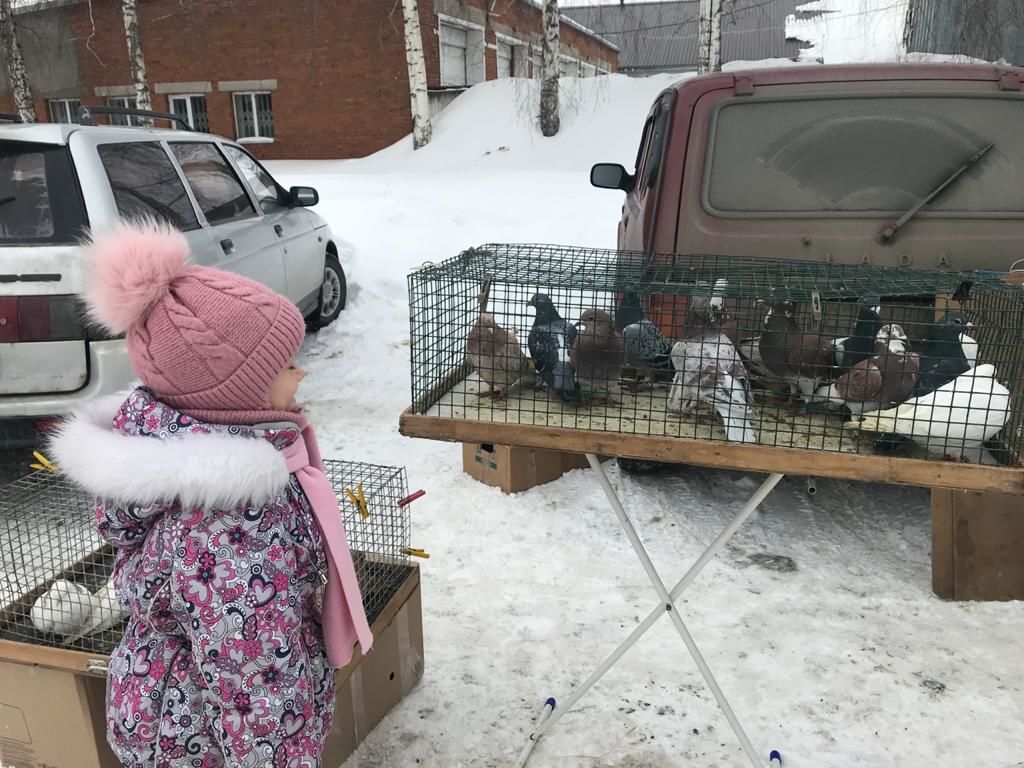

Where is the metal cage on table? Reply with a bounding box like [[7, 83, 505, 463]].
[[405, 244, 1024, 485], [0, 460, 414, 656]]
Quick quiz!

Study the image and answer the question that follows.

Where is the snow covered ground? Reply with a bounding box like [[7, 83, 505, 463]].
[[268, 74, 1024, 768]]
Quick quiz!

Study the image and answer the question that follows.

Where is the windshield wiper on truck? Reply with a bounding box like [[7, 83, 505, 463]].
[[880, 142, 994, 244]]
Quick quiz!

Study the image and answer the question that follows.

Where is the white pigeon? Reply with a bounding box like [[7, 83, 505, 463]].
[[30, 579, 94, 637], [669, 290, 757, 444], [62, 577, 127, 646], [847, 363, 1010, 464]]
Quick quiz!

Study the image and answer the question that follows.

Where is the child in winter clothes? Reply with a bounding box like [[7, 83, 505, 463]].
[[51, 221, 373, 768]]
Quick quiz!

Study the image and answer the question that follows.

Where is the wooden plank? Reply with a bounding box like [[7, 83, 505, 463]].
[[930, 488, 956, 599], [0, 638, 107, 676], [400, 410, 1024, 493], [951, 489, 1024, 601]]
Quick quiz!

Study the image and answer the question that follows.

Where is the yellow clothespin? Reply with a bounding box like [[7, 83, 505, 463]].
[[400, 547, 430, 559], [344, 483, 369, 519], [30, 451, 57, 473]]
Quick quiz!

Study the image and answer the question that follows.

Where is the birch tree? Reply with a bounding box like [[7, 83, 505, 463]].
[[400, 0, 432, 149], [697, 0, 723, 74], [121, 0, 152, 115], [540, 0, 560, 137], [0, 0, 38, 122]]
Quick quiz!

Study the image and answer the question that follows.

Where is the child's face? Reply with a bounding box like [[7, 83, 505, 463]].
[[269, 361, 305, 410]]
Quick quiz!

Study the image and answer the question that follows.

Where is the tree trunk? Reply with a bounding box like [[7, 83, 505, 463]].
[[0, 0, 37, 123], [697, 0, 723, 74], [540, 0, 560, 137], [901, 0, 918, 56], [121, 0, 152, 118], [400, 0, 432, 149]]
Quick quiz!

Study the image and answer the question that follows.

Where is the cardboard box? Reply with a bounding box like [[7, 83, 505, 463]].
[[932, 488, 1024, 601], [462, 442, 592, 493], [0, 567, 424, 768]]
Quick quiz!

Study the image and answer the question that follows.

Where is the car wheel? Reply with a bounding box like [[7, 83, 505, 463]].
[[309, 253, 346, 329]]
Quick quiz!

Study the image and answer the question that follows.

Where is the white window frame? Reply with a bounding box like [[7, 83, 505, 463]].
[[232, 91, 274, 143], [169, 94, 208, 132], [438, 14, 486, 87], [106, 95, 142, 126], [48, 98, 81, 124], [559, 55, 580, 78], [495, 32, 528, 78]]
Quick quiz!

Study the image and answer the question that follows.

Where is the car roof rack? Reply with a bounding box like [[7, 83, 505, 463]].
[[78, 105, 193, 130], [0, 113, 24, 124]]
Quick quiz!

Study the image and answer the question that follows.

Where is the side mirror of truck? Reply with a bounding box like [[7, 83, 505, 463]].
[[590, 163, 634, 193]]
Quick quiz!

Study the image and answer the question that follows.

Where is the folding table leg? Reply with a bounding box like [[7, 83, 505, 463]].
[[514, 460, 785, 768]]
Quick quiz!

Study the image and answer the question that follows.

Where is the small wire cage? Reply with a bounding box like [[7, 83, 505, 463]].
[[408, 244, 1024, 467], [0, 460, 415, 656]]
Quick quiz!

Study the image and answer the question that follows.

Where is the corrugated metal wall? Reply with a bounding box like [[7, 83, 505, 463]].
[[907, 0, 1024, 64]]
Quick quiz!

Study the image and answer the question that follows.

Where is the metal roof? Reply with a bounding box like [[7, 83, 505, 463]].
[[562, 0, 809, 73]]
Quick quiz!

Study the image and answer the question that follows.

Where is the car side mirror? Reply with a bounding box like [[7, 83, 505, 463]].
[[590, 163, 634, 192], [289, 186, 319, 207]]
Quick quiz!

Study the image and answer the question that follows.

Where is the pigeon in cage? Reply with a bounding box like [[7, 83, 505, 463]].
[[527, 293, 581, 404], [571, 308, 625, 406], [668, 291, 757, 443], [832, 296, 883, 371], [616, 292, 674, 393], [61, 577, 128, 646], [817, 324, 920, 418], [466, 312, 530, 401], [912, 310, 977, 397], [846, 363, 1010, 464], [30, 579, 94, 637], [758, 299, 838, 407]]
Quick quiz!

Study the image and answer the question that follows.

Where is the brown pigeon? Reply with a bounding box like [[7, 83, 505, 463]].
[[466, 312, 529, 400], [570, 308, 625, 405], [820, 324, 920, 418], [758, 300, 837, 406]]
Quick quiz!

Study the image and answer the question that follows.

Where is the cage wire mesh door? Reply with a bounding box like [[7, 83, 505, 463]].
[[0, 461, 414, 658], [406, 244, 1024, 488], [404, 245, 1024, 767]]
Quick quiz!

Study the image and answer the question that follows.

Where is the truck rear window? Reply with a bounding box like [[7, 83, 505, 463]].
[[0, 142, 87, 244], [705, 96, 1024, 217]]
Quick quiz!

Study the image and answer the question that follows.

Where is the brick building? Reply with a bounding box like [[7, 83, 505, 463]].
[[0, 0, 619, 159]]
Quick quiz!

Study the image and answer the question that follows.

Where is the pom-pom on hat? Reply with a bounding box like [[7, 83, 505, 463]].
[[84, 219, 306, 420]]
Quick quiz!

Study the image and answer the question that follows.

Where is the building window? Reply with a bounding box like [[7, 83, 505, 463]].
[[106, 96, 142, 126], [497, 41, 513, 78], [169, 94, 209, 132], [440, 22, 469, 86], [48, 99, 81, 124], [581, 62, 597, 78], [232, 92, 274, 142], [559, 57, 580, 78]]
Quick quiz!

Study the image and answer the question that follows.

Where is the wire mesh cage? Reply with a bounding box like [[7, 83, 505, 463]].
[[408, 244, 1024, 468], [0, 460, 415, 656]]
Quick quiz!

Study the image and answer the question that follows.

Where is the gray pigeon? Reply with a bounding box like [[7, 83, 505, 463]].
[[617, 292, 673, 392], [527, 293, 580, 404], [571, 308, 625, 405], [669, 289, 757, 443]]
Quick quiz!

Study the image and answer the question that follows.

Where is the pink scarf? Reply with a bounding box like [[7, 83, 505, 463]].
[[282, 424, 373, 668]]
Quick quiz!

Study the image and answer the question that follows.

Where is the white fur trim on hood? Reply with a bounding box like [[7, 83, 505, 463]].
[[49, 393, 290, 509]]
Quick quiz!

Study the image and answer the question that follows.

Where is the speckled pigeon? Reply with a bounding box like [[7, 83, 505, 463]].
[[527, 293, 580, 404], [669, 288, 757, 443], [617, 292, 673, 392]]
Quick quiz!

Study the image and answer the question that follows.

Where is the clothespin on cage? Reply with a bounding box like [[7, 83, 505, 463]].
[[401, 547, 430, 559], [397, 489, 425, 507], [344, 483, 369, 519], [29, 451, 57, 473]]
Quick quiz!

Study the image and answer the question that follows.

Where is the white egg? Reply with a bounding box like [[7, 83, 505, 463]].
[[30, 579, 95, 637]]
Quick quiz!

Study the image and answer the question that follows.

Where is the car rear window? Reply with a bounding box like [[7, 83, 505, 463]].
[[704, 96, 1024, 217], [0, 142, 87, 245], [98, 141, 200, 230]]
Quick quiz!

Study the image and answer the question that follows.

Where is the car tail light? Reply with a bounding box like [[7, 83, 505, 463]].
[[0, 295, 87, 342]]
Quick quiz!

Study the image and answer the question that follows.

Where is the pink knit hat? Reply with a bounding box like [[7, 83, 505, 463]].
[[85, 219, 306, 424]]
